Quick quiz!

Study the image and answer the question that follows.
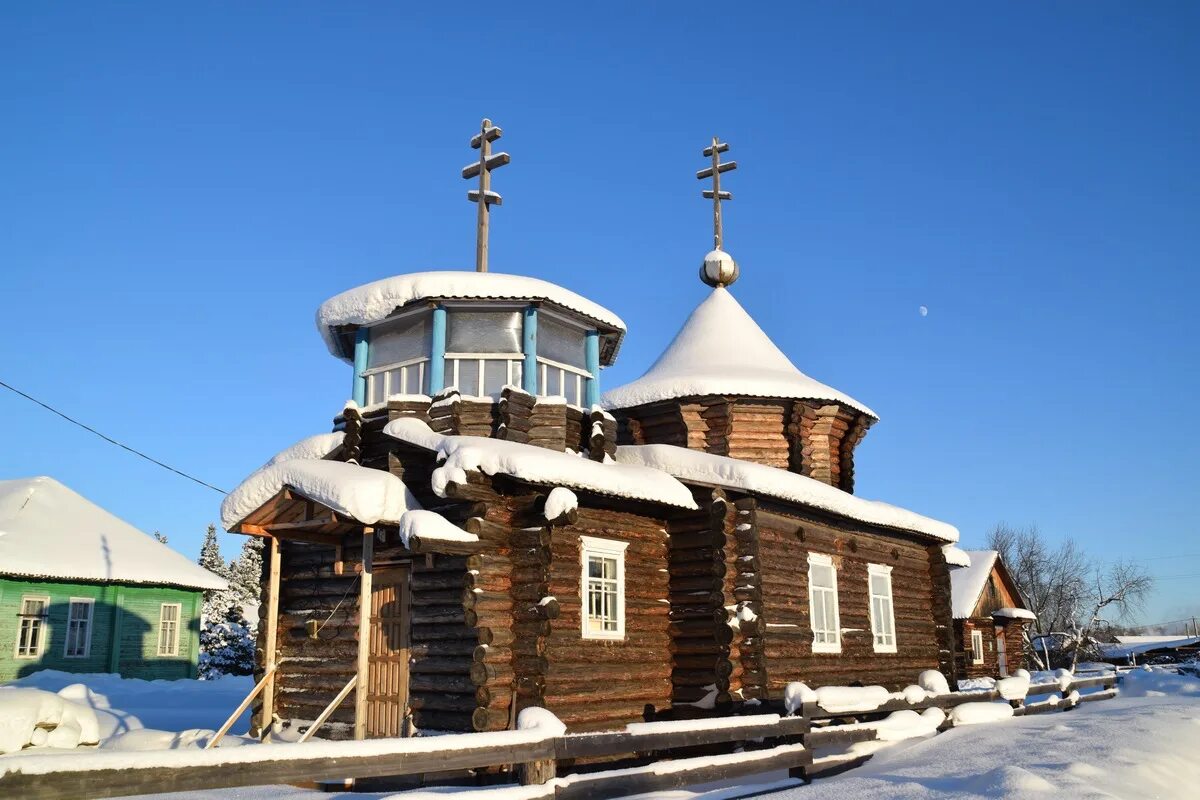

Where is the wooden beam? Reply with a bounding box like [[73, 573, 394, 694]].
[[259, 536, 281, 740], [298, 675, 358, 743], [354, 527, 375, 740], [205, 663, 278, 750]]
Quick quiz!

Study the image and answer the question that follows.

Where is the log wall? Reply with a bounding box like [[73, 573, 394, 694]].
[[751, 505, 946, 693], [613, 397, 874, 493], [543, 506, 674, 732]]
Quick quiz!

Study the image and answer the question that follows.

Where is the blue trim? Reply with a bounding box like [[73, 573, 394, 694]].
[[352, 328, 370, 406], [522, 306, 539, 394], [429, 305, 447, 394], [585, 330, 601, 407]]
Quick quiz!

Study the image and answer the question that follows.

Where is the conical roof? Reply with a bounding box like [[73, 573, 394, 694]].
[[601, 287, 876, 418]]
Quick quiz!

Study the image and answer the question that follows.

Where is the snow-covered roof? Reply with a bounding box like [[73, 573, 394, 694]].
[[383, 418, 698, 510], [260, 432, 344, 469], [943, 545, 973, 568], [1114, 635, 1200, 645], [614, 444, 958, 542], [993, 607, 1037, 621], [1099, 636, 1200, 659], [0, 477, 226, 591], [317, 271, 626, 363], [601, 287, 876, 418], [222, 459, 476, 548], [950, 550, 999, 619]]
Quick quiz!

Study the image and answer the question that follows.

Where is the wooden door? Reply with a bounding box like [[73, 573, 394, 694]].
[[996, 628, 1008, 677], [366, 565, 410, 738]]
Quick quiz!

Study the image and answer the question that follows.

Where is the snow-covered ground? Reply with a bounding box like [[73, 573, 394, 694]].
[[3, 669, 1197, 800], [2, 670, 253, 749]]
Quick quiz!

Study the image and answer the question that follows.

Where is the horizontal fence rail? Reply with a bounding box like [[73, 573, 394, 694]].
[[0, 674, 1119, 800]]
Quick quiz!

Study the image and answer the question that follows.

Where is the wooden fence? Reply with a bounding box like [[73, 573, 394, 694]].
[[0, 674, 1117, 800]]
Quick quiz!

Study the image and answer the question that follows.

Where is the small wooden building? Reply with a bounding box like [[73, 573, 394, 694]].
[[949, 549, 1036, 680], [0, 476, 225, 682]]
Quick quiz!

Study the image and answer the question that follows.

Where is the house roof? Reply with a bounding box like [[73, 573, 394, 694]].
[[316, 271, 626, 365], [1099, 636, 1200, 660], [601, 287, 876, 418], [950, 550, 1000, 619], [0, 477, 226, 591]]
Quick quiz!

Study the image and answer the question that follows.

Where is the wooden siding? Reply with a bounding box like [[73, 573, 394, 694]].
[[0, 578, 200, 683]]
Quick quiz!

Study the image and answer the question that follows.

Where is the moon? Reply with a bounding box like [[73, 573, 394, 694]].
[[919, 306, 929, 317]]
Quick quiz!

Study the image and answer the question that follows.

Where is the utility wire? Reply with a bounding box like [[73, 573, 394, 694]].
[[0, 378, 227, 495]]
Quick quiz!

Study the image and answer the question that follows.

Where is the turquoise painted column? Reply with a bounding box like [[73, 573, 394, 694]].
[[585, 330, 601, 407], [429, 305, 447, 394], [352, 327, 370, 406], [522, 306, 539, 394]]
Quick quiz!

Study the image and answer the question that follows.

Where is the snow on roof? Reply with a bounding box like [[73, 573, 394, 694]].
[[1099, 637, 1200, 659], [601, 287, 876, 418], [950, 550, 1000, 618], [614, 444, 958, 543], [0, 477, 225, 591], [993, 607, 1037, 621], [221, 460, 416, 530], [222, 458, 477, 549], [943, 545, 973, 568], [383, 418, 698, 510], [317, 271, 626, 363], [261, 432, 345, 469], [1114, 635, 1200, 645]]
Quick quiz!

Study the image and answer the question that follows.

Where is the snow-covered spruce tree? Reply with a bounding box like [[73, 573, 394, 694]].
[[229, 536, 264, 615], [197, 524, 255, 678]]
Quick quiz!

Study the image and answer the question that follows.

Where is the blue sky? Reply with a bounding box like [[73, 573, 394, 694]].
[[1, 4, 1196, 627]]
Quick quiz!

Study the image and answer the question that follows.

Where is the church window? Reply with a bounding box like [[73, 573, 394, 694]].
[[581, 536, 627, 640], [364, 310, 432, 404], [808, 553, 841, 653], [868, 564, 897, 653]]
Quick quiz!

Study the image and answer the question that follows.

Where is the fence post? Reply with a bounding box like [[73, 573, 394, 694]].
[[518, 757, 557, 786], [789, 709, 813, 784]]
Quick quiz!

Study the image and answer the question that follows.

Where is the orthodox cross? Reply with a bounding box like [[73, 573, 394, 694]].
[[696, 137, 737, 250], [462, 118, 511, 273]]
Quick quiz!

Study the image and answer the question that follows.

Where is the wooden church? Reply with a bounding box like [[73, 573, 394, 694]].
[[221, 122, 963, 740]]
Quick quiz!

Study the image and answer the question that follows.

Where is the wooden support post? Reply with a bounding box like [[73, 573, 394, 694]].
[[354, 527, 375, 740], [259, 536, 281, 740]]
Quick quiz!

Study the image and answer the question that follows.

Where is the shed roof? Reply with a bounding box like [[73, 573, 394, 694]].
[[950, 550, 1001, 619], [317, 271, 626, 365], [601, 287, 875, 418], [0, 477, 226, 591]]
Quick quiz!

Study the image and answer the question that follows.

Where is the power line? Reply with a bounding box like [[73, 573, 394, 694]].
[[0, 378, 227, 495]]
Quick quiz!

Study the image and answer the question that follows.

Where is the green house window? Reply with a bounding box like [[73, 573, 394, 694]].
[[16, 596, 49, 658], [64, 598, 94, 658], [157, 603, 181, 657]]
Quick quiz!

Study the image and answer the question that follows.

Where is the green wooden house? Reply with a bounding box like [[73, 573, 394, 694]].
[[0, 476, 226, 682]]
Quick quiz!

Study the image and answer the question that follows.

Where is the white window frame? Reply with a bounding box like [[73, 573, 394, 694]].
[[63, 597, 95, 659], [970, 629, 985, 665], [807, 553, 841, 654], [16, 595, 50, 659], [867, 563, 897, 654], [157, 603, 182, 657], [580, 536, 628, 641], [363, 356, 430, 404]]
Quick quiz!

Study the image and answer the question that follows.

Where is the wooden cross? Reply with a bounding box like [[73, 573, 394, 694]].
[[696, 137, 737, 250], [462, 118, 511, 273]]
